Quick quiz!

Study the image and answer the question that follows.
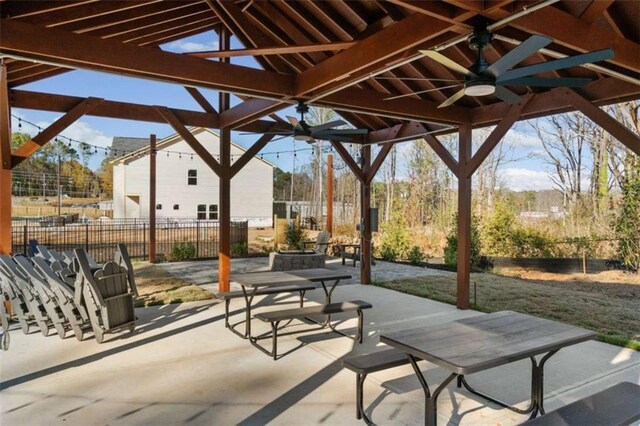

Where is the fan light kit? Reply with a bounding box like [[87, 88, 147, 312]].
[[380, 22, 614, 108]]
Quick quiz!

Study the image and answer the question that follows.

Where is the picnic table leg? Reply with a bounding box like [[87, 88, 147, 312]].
[[457, 349, 559, 418], [241, 286, 258, 339], [408, 355, 457, 426], [317, 279, 341, 326]]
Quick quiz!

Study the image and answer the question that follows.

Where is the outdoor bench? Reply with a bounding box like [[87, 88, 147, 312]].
[[523, 381, 640, 426], [216, 284, 317, 329], [254, 300, 372, 359], [342, 347, 411, 425]]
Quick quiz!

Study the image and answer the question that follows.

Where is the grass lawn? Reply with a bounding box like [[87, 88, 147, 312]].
[[132, 262, 213, 307], [375, 270, 639, 350]]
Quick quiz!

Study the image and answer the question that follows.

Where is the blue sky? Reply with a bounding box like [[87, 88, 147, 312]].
[[11, 31, 562, 191]]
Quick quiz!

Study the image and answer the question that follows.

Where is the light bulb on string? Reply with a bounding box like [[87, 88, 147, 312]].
[[18, 118, 22, 129]]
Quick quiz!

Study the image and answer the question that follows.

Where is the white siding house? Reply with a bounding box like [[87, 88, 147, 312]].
[[111, 128, 273, 227]]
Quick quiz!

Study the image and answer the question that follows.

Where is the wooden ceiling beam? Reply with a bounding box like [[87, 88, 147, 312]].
[[9, 89, 296, 135], [12, 96, 103, 166], [117, 16, 217, 44], [0, 1, 97, 19], [465, 95, 531, 177], [567, 89, 640, 157], [14, 1, 160, 27], [319, 86, 470, 125], [187, 42, 356, 58], [207, 0, 291, 73], [0, 19, 294, 98], [135, 19, 219, 47], [88, 5, 210, 39], [386, 0, 475, 32], [425, 133, 459, 175], [365, 143, 394, 184], [330, 141, 364, 183], [218, 98, 287, 129], [579, 1, 614, 24], [499, 6, 639, 72], [154, 106, 222, 177], [471, 78, 640, 127], [59, 1, 202, 33], [230, 131, 276, 178], [184, 87, 217, 114], [295, 13, 451, 97]]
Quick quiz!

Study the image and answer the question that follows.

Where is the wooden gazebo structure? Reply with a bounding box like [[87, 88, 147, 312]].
[[1, 0, 638, 309]]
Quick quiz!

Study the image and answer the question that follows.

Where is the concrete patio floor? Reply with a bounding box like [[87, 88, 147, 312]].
[[1, 258, 638, 425]]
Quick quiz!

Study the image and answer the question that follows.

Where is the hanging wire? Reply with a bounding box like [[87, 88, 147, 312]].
[[11, 113, 320, 161]]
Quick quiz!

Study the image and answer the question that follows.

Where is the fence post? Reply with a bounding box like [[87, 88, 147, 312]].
[[85, 224, 89, 252], [23, 225, 27, 255], [143, 222, 147, 260], [196, 220, 200, 258]]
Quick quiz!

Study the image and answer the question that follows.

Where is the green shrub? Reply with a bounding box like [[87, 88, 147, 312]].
[[613, 171, 640, 272], [407, 245, 424, 265], [231, 242, 248, 257], [482, 199, 517, 256], [443, 214, 482, 268], [378, 244, 398, 261], [510, 227, 556, 258], [285, 221, 308, 250], [169, 242, 196, 261], [379, 207, 411, 260]]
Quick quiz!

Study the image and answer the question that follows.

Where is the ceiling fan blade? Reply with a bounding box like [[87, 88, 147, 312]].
[[419, 50, 478, 78], [314, 128, 368, 137], [310, 120, 347, 132], [270, 135, 291, 142], [313, 135, 353, 142], [238, 131, 290, 136], [384, 84, 463, 101], [498, 76, 592, 88], [486, 35, 553, 77], [438, 89, 465, 108], [493, 86, 521, 104], [287, 115, 303, 131], [496, 48, 614, 83], [374, 76, 463, 82]]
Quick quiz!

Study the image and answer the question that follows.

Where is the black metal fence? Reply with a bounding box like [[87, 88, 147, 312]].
[[11, 218, 248, 263]]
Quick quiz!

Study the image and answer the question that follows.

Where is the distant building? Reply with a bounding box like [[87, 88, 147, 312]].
[[110, 128, 274, 227]]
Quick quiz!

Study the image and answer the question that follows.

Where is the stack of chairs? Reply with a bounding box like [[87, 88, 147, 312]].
[[0, 243, 138, 347]]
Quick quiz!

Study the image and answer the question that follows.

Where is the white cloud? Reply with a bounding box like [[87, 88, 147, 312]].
[[165, 40, 219, 53], [501, 168, 555, 191], [506, 127, 542, 148]]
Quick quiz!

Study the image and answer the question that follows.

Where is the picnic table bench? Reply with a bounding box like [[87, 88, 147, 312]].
[[230, 268, 372, 359]]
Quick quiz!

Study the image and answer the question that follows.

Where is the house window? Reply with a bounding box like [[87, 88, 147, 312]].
[[197, 204, 206, 220], [156, 204, 162, 210], [188, 169, 197, 185], [173, 204, 179, 210], [209, 204, 218, 220]]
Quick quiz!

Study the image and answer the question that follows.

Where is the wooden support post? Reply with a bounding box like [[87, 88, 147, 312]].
[[149, 134, 156, 263], [218, 27, 231, 293], [456, 124, 472, 310], [0, 63, 12, 255], [360, 146, 372, 285], [0, 168, 10, 255], [327, 154, 333, 235]]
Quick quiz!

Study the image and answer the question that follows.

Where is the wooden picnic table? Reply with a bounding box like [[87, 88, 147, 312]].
[[380, 311, 596, 426], [230, 268, 352, 339]]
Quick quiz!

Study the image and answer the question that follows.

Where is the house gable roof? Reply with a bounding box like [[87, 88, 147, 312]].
[[110, 127, 275, 168]]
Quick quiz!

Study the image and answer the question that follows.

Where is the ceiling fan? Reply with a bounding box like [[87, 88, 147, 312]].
[[242, 101, 368, 143], [379, 24, 614, 108]]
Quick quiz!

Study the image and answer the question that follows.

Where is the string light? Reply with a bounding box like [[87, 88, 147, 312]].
[[11, 113, 325, 162]]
